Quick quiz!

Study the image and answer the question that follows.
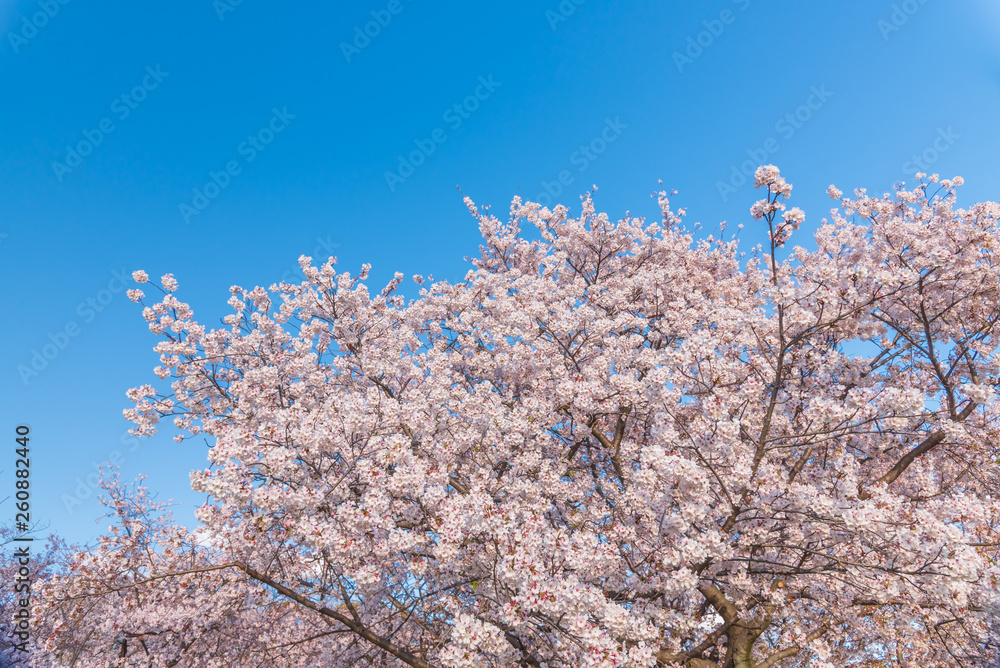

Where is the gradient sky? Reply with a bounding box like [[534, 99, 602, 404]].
[[2, 0, 999, 547]]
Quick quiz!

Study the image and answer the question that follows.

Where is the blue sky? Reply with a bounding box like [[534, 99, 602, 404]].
[[1, 0, 999, 546]]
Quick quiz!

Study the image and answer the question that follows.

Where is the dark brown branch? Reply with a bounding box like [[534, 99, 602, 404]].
[[859, 401, 976, 500], [236, 563, 438, 668], [758, 625, 828, 668]]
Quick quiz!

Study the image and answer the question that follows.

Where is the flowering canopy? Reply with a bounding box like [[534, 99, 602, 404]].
[[1, 526, 63, 665], [37, 168, 1000, 667]]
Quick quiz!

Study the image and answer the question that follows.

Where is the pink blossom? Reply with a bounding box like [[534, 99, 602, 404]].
[[35, 169, 1000, 668]]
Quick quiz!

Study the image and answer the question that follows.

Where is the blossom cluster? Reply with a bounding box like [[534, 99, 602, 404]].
[[33, 168, 1000, 667]]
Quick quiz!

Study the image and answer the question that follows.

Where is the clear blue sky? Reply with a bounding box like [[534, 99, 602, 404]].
[[2, 0, 999, 546]]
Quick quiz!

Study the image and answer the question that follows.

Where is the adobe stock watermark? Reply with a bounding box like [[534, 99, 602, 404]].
[[878, 0, 932, 41], [51, 66, 170, 183], [545, 0, 585, 30], [716, 84, 834, 202], [179, 107, 296, 224], [901, 127, 959, 176], [60, 431, 142, 514], [532, 117, 628, 208], [341, 0, 414, 63], [214, 0, 243, 21], [673, 0, 751, 73], [17, 269, 132, 385], [6, 0, 72, 54], [384, 75, 501, 192]]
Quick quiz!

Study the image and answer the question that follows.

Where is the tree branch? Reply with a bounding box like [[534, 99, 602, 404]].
[[859, 401, 976, 500]]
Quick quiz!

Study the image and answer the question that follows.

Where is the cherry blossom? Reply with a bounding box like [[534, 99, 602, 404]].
[[36, 168, 1000, 667]]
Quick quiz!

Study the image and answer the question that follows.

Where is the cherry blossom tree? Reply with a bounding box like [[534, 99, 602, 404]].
[[37, 167, 1000, 667], [1, 523, 65, 666]]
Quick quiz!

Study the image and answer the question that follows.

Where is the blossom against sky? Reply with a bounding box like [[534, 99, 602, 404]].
[[1, 0, 999, 545]]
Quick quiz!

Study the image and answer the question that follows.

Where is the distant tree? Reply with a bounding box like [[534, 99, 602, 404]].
[[36, 168, 1000, 666], [1, 522, 64, 667]]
